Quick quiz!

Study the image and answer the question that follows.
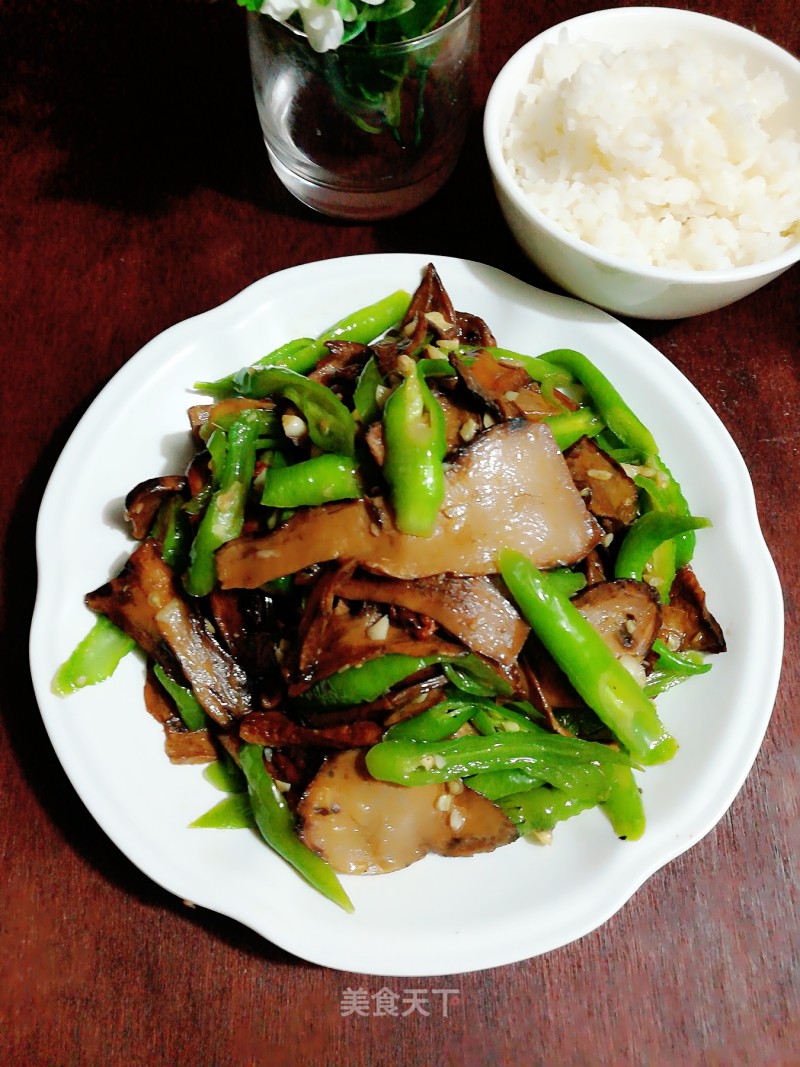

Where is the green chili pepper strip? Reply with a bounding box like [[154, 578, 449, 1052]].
[[635, 455, 697, 570], [353, 356, 385, 425], [545, 408, 604, 452], [384, 696, 486, 742], [52, 615, 136, 696], [365, 732, 631, 789], [195, 338, 314, 397], [261, 454, 360, 508], [150, 495, 191, 572], [465, 768, 543, 801], [539, 349, 658, 460], [543, 567, 587, 599], [229, 367, 355, 457], [152, 664, 206, 731], [198, 287, 413, 396], [614, 513, 711, 602], [499, 549, 677, 765], [382, 359, 446, 537], [441, 655, 514, 698], [600, 765, 646, 841], [238, 743, 353, 913], [190, 793, 256, 830], [204, 755, 247, 794], [499, 786, 595, 836], [288, 288, 412, 374], [184, 411, 262, 597], [650, 638, 711, 677], [295, 653, 450, 710], [469, 705, 618, 802]]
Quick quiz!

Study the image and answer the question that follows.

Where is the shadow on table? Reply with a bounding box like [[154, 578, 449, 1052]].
[[4, 0, 301, 217], [0, 408, 309, 971]]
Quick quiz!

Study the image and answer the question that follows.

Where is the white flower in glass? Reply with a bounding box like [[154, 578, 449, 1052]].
[[258, 0, 390, 52]]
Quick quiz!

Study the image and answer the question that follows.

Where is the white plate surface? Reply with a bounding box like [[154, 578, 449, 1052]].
[[29, 254, 783, 976]]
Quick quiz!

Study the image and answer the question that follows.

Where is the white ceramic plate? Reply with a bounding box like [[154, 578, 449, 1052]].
[[29, 254, 783, 976]]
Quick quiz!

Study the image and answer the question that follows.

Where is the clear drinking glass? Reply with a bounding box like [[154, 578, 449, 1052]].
[[247, 1, 480, 221]]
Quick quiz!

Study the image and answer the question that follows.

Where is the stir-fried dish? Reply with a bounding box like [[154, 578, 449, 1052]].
[[54, 264, 725, 912]]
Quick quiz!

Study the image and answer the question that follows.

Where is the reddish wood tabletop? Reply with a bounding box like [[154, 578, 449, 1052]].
[[3, 2, 798, 1064]]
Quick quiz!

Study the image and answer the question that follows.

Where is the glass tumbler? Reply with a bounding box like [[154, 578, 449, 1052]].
[[247, 1, 480, 221]]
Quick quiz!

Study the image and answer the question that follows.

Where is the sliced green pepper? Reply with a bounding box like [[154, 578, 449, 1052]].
[[384, 695, 485, 742], [261, 453, 361, 508], [353, 355, 386, 425], [614, 512, 711, 603], [545, 407, 604, 451], [499, 549, 677, 765], [195, 338, 314, 398], [184, 410, 262, 597], [539, 348, 658, 460], [465, 768, 543, 801], [600, 764, 646, 840], [365, 732, 631, 788], [635, 455, 697, 570], [190, 793, 256, 830], [52, 615, 136, 696], [228, 366, 355, 457], [294, 653, 451, 710], [196, 288, 412, 393], [382, 357, 446, 537], [238, 743, 353, 912], [152, 663, 206, 731], [499, 786, 595, 836]]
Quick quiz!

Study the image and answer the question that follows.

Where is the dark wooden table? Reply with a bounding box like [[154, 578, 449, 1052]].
[[3, 2, 798, 1063]]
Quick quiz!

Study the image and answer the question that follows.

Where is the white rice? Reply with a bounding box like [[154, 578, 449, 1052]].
[[502, 37, 800, 270]]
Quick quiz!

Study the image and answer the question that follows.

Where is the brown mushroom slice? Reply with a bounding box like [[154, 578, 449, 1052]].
[[573, 579, 662, 660], [86, 540, 251, 727], [334, 573, 529, 666], [452, 349, 564, 422], [239, 710, 383, 750], [660, 566, 727, 654], [217, 421, 602, 588], [298, 749, 517, 875], [565, 436, 638, 532], [124, 475, 187, 540]]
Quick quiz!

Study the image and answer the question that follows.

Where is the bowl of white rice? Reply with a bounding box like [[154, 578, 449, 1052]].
[[483, 7, 800, 319]]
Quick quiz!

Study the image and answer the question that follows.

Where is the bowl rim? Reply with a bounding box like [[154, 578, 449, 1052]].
[[483, 5, 800, 286]]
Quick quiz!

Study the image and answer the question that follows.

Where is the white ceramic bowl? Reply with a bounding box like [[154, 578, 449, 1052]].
[[483, 7, 800, 319]]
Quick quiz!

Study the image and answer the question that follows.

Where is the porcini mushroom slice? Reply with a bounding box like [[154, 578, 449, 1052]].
[[333, 573, 530, 666], [298, 749, 517, 875], [660, 566, 727, 654], [573, 579, 662, 660], [86, 540, 251, 726], [565, 436, 638, 531], [124, 475, 187, 540], [217, 421, 602, 588]]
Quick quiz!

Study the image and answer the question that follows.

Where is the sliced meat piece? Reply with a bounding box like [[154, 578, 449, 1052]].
[[298, 748, 517, 874], [565, 436, 638, 532], [217, 420, 602, 588], [86, 539, 251, 726], [660, 565, 727, 654], [573, 579, 662, 659], [333, 572, 529, 666], [125, 475, 187, 540]]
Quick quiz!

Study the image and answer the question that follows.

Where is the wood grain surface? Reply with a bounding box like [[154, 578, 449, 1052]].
[[2, 2, 798, 1064]]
